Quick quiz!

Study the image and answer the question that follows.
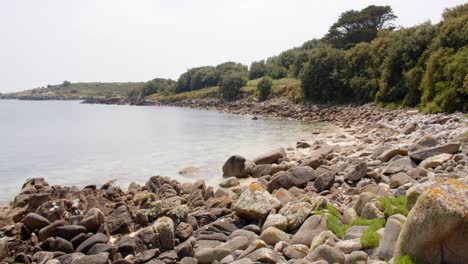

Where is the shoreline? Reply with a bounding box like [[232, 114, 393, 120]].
[[0, 97, 467, 263]]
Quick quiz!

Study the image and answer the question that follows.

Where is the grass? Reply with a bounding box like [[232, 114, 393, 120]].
[[147, 86, 219, 101], [8, 82, 144, 99], [395, 255, 416, 264], [349, 217, 386, 249], [314, 204, 349, 239], [379, 196, 409, 216]]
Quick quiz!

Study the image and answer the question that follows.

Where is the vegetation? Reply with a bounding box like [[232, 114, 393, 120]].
[[128, 78, 176, 99], [7, 3, 466, 113], [379, 196, 409, 216], [395, 255, 416, 264], [7, 82, 144, 99], [257, 76, 273, 101], [219, 72, 248, 101]]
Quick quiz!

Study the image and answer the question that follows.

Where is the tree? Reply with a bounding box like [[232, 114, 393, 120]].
[[257, 76, 273, 101], [219, 72, 247, 101], [62, 80, 71, 87], [249, 60, 267, 80], [301, 47, 351, 103], [324, 5, 397, 49]]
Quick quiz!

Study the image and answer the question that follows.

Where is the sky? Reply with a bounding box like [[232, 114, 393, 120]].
[[0, 0, 465, 93]]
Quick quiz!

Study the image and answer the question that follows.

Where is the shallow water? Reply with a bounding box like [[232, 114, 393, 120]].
[[0, 100, 333, 202]]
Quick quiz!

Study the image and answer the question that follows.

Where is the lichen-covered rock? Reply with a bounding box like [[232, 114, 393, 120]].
[[278, 202, 313, 230], [353, 192, 377, 216], [153, 216, 175, 250], [234, 183, 281, 220], [394, 179, 468, 264], [262, 213, 287, 231]]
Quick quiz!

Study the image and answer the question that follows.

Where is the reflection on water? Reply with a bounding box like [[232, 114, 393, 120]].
[[0, 100, 333, 202]]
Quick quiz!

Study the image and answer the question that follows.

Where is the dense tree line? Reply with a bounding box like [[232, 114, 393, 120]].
[[128, 78, 176, 98], [175, 62, 247, 93], [247, 4, 467, 113], [129, 4, 466, 113]]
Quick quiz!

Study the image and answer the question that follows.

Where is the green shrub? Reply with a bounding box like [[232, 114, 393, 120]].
[[219, 72, 248, 101], [379, 195, 409, 216], [257, 76, 273, 101], [349, 217, 385, 249]]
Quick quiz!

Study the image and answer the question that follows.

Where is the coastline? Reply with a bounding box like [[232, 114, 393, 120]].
[[0, 97, 467, 263]]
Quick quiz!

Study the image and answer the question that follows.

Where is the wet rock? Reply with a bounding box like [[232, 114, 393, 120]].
[[253, 148, 286, 165], [222, 155, 252, 178], [394, 179, 468, 264], [234, 183, 281, 220]]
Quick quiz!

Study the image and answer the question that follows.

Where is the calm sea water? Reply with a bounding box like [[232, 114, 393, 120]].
[[0, 100, 331, 202]]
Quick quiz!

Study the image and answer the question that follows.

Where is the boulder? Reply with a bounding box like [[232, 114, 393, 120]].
[[291, 215, 328, 245], [76, 233, 109, 253], [306, 244, 345, 264], [222, 155, 252, 178], [394, 179, 468, 264], [195, 248, 231, 264], [80, 208, 105, 232], [252, 164, 286, 178], [278, 202, 313, 231], [0, 237, 9, 261], [344, 162, 367, 182], [401, 122, 417, 135], [283, 244, 309, 259], [345, 251, 368, 264], [267, 166, 316, 192], [219, 177, 240, 188], [389, 172, 415, 189], [409, 143, 460, 162], [253, 148, 286, 165], [419, 153, 453, 169], [314, 165, 336, 192], [153, 216, 175, 251], [22, 213, 51, 231], [409, 135, 439, 152], [234, 183, 281, 220], [383, 157, 416, 175], [377, 149, 408, 162], [70, 252, 109, 264], [377, 215, 405, 259], [55, 225, 87, 241], [245, 247, 282, 263], [259, 227, 290, 245], [262, 213, 287, 231]]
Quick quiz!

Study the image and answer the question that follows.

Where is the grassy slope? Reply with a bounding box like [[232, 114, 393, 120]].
[[146, 78, 303, 102], [6, 82, 144, 99]]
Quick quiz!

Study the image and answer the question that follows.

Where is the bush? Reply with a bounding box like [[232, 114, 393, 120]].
[[219, 72, 247, 101], [257, 76, 273, 101]]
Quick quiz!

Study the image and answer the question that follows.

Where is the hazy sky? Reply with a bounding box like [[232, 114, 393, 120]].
[[0, 0, 465, 92]]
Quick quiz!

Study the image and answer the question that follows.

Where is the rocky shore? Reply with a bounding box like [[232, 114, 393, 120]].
[[0, 101, 467, 264]]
